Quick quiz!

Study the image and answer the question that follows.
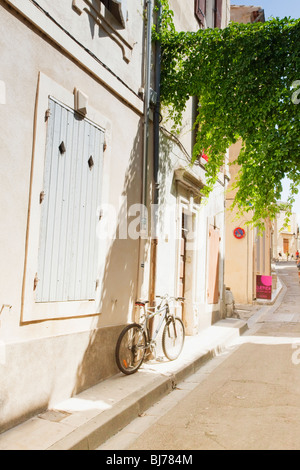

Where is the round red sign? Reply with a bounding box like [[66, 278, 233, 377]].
[[233, 227, 245, 239]]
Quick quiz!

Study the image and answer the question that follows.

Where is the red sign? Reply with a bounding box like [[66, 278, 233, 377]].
[[233, 227, 245, 239], [256, 275, 272, 300]]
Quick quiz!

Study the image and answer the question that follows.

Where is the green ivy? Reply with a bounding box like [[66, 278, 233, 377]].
[[153, 0, 300, 228]]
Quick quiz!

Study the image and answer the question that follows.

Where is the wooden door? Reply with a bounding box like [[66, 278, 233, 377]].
[[179, 211, 187, 298]]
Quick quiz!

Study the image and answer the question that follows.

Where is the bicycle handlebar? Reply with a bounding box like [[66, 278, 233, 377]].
[[156, 295, 185, 301], [135, 295, 185, 307]]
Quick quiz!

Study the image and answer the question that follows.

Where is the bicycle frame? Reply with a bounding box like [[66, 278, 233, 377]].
[[136, 297, 174, 350], [147, 304, 169, 343]]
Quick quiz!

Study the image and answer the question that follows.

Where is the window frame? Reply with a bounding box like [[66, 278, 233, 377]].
[[21, 73, 111, 323]]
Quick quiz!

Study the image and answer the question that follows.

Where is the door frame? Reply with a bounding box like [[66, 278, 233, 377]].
[[175, 194, 199, 329]]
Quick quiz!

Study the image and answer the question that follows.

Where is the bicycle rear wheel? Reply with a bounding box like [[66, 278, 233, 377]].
[[115, 323, 147, 375], [162, 317, 185, 361]]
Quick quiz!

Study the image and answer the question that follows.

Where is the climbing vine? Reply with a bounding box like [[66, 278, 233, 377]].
[[153, 0, 300, 227]]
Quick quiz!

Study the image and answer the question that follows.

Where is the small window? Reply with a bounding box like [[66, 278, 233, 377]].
[[195, 0, 206, 27], [100, 0, 127, 28]]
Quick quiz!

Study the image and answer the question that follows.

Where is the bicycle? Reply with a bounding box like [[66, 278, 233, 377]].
[[115, 295, 185, 375]]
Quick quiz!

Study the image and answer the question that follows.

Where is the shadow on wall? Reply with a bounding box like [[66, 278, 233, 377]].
[[72, 119, 149, 395]]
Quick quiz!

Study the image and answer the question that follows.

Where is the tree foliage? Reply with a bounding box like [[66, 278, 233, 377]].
[[153, 0, 300, 227]]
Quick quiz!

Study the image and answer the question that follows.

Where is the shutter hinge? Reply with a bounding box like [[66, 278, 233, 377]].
[[40, 191, 45, 204], [103, 140, 107, 152], [45, 108, 51, 121], [33, 274, 39, 291]]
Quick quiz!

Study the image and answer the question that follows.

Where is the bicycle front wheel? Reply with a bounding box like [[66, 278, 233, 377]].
[[115, 323, 147, 375], [162, 317, 185, 361]]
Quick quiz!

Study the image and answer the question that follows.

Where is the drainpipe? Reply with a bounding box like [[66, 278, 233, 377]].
[[153, 1, 161, 213], [136, 0, 153, 304], [142, 0, 153, 213], [149, 0, 162, 306]]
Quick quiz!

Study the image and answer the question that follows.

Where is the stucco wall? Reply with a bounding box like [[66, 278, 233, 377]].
[[0, 0, 145, 431], [0, 0, 231, 432]]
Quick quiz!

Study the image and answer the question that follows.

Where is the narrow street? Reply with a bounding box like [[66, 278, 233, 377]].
[[98, 262, 300, 451]]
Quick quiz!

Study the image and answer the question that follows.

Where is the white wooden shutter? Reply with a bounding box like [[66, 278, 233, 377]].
[[36, 97, 104, 302]]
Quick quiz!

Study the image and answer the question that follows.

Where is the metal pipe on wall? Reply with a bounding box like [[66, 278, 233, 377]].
[[136, 0, 153, 305], [142, 0, 153, 214], [149, 0, 162, 306]]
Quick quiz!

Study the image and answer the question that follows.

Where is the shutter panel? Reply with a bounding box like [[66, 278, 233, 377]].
[[207, 227, 220, 304], [36, 98, 104, 302], [195, 0, 206, 27], [215, 0, 222, 28]]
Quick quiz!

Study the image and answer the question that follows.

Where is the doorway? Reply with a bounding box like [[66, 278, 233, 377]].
[[177, 205, 197, 332], [207, 225, 221, 305], [283, 238, 289, 255], [178, 210, 187, 298]]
